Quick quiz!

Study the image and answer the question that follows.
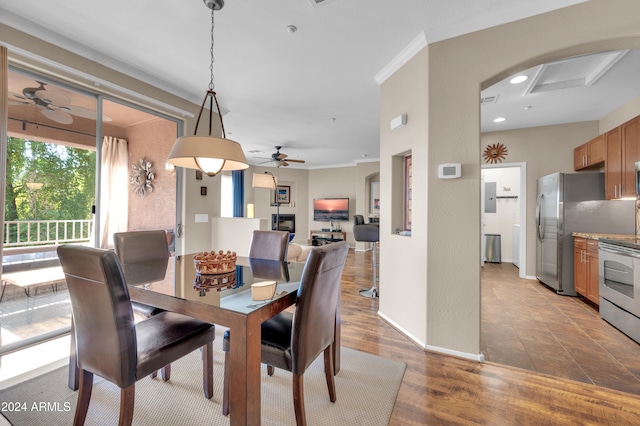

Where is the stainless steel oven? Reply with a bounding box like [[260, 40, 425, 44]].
[[599, 241, 640, 343]]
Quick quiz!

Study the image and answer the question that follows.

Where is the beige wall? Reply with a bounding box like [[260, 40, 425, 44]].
[[126, 117, 177, 233], [600, 95, 640, 134], [381, 0, 640, 358], [379, 49, 429, 348]]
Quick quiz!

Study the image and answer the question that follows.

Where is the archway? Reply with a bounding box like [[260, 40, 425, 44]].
[[479, 41, 640, 393]]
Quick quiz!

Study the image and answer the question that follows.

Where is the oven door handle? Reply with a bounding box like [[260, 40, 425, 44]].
[[600, 246, 640, 259], [603, 264, 631, 274]]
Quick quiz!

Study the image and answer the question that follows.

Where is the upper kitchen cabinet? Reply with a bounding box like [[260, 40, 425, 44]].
[[574, 134, 605, 170], [605, 116, 640, 199]]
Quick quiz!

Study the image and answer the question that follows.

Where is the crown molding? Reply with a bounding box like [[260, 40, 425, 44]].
[[374, 32, 427, 85]]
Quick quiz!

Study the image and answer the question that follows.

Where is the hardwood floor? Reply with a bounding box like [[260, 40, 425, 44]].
[[340, 249, 640, 425]]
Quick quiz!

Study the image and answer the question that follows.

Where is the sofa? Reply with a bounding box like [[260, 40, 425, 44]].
[[287, 243, 313, 263]]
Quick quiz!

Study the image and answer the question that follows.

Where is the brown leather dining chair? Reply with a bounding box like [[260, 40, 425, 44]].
[[57, 245, 215, 426], [222, 241, 349, 425], [221, 229, 290, 414], [113, 230, 169, 318], [248, 229, 290, 261]]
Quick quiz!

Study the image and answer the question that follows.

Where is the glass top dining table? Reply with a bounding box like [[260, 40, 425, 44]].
[[67, 254, 341, 426]]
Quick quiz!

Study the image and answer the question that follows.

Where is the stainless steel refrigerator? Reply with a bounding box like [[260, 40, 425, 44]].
[[535, 172, 635, 295]]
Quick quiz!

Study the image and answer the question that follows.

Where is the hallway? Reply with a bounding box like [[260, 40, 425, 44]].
[[482, 262, 640, 395]]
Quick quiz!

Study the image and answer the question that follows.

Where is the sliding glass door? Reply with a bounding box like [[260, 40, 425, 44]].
[[2, 66, 180, 357]]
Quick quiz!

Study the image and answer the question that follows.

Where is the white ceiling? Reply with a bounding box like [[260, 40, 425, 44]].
[[3, 0, 635, 169]]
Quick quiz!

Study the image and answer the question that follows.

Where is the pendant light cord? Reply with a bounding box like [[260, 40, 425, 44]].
[[209, 7, 215, 91]]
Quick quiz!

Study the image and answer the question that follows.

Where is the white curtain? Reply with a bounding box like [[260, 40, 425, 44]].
[[99, 136, 129, 248]]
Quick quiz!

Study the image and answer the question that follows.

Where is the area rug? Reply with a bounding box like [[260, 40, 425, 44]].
[[0, 343, 405, 425]]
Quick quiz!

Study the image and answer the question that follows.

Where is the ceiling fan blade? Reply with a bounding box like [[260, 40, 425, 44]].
[[59, 105, 98, 119], [34, 89, 70, 106], [54, 105, 113, 122], [41, 108, 73, 124], [9, 91, 28, 101], [276, 153, 288, 160], [8, 100, 30, 106], [285, 159, 305, 163]]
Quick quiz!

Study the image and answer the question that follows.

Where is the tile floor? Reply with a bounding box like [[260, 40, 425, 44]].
[[0, 285, 71, 344], [482, 262, 640, 395]]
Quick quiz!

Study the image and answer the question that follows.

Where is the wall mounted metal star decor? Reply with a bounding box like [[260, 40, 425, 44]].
[[130, 157, 155, 196], [483, 142, 508, 164]]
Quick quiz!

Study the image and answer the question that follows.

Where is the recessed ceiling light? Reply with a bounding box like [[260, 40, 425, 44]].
[[524, 105, 533, 110], [286, 25, 297, 34], [493, 117, 506, 123], [510, 75, 528, 84]]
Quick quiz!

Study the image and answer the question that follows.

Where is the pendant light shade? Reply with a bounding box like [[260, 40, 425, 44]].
[[167, 0, 248, 177], [169, 134, 248, 175]]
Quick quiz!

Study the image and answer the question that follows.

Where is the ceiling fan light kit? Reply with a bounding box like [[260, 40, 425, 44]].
[[167, 0, 248, 177]]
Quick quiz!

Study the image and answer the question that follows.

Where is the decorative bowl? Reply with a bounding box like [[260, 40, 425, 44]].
[[194, 250, 237, 274]]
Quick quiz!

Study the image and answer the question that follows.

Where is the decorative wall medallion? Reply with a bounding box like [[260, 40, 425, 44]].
[[130, 158, 155, 196], [483, 143, 508, 164]]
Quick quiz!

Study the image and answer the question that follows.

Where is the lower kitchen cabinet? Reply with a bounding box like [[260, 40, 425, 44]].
[[586, 239, 599, 305], [574, 237, 599, 306]]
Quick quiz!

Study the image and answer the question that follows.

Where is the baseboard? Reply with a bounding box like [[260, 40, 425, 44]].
[[425, 344, 485, 362], [354, 248, 373, 252], [378, 311, 484, 362]]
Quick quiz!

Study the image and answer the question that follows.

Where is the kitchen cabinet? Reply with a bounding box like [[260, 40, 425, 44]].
[[586, 239, 600, 305], [574, 237, 587, 296], [573, 237, 600, 306], [574, 134, 605, 170], [605, 116, 640, 199]]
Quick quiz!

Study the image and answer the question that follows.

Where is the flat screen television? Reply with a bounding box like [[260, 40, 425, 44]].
[[313, 198, 349, 222]]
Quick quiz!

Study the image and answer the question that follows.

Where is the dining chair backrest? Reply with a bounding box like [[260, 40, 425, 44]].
[[290, 241, 349, 375], [353, 214, 365, 226], [113, 230, 169, 285], [57, 245, 137, 388], [248, 230, 290, 261]]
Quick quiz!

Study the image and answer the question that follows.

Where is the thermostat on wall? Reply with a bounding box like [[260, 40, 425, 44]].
[[438, 163, 461, 179]]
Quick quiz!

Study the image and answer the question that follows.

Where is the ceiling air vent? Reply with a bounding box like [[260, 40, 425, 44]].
[[480, 95, 498, 105], [308, 0, 337, 7]]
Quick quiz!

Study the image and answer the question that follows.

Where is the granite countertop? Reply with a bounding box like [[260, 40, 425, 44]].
[[572, 232, 637, 240]]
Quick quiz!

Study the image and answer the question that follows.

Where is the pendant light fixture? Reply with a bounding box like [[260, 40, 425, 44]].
[[167, 0, 248, 177]]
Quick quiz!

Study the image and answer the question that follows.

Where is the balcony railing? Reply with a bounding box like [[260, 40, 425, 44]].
[[3, 220, 94, 248]]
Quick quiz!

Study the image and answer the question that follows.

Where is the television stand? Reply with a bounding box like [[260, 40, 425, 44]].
[[310, 230, 347, 246]]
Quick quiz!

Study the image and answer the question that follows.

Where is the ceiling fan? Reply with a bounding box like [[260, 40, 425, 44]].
[[261, 146, 306, 167], [8, 81, 110, 125]]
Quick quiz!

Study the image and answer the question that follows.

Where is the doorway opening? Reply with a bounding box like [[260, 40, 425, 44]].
[[481, 163, 526, 276]]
